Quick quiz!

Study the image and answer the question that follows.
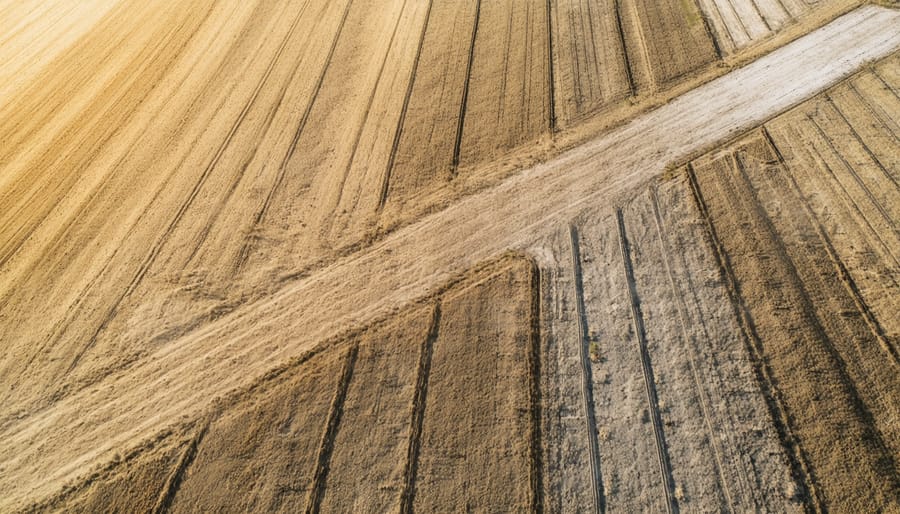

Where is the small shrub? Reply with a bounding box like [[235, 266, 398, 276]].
[[589, 342, 601, 363]]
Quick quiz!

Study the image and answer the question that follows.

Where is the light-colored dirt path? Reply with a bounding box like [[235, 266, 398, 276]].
[[1, 6, 898, 511]]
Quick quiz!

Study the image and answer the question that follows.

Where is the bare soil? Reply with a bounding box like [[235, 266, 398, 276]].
[[1, 3, 899, 512]]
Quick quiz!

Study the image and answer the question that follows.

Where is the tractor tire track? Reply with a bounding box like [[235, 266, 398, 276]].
[[546, 0, 556, 131], [649, 186, 736, 513], [450, 0, 482, 173], [151, 423, 209, 514], [783, 121, 900, 270], [694, 0, 724, 60], [568, 224, 605, 514], [329, 0, 410, 226], [747, 0, 773, 32], [0, 4, 204, 271], [377, 0, 435, 213], [846, 77, 900, 138], [528, 258, 545, 513], [615, 210, 677, 514], [182, 0, 315, 267], [822, 93, 900, 191], [235, 0, 355, 271], [762, 127, 899, 365], [305, 343, 359, 514], [730, 147, 899, 477], [613, 0, 636, 97], [685, 163, 824, 514], [399, 302, 440, 514], [806, 113, 900, 239], [870, 66, 899, 99]]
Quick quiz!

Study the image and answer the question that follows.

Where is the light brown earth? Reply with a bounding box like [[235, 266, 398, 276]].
[[2, 1, 899, 512]]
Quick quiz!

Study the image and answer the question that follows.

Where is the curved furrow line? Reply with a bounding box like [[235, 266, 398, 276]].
[[0, 0, 248, 318], [0, 3, 212, 272], [59, 0, 310, 375], [327, 0, 411, 230], [234, 0, 356, 272]]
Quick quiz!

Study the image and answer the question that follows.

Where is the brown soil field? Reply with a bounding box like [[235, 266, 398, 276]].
[[2, 1, 899, 512], [32, 256, 540, 513]]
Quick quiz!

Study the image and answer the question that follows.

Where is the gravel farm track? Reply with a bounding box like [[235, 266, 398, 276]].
[[1, 0, 899, 512]]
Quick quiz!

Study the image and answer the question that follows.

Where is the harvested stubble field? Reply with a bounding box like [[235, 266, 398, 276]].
[[1, 0, 899, 512]]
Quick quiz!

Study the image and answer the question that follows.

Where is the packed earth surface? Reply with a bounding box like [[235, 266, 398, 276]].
[[1, 0, 899, 512]]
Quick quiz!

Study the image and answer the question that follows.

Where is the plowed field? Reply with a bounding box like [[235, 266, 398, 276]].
[[2, 2, 898, 512]]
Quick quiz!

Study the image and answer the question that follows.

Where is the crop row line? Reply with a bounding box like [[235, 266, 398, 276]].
[[399, 302, 441, 514], [378, 0, 435, 212], [761, 127, 899, 366], [784, 121, 900, 270]]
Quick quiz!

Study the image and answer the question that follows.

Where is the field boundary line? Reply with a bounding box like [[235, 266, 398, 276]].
[[528, 259, 545, 513], [399, 302, 440, 514], [305, 343, 359, 513], [685, 163, 824, 514], [615, 210, 676, 514], [568, 224, 605, 514]]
